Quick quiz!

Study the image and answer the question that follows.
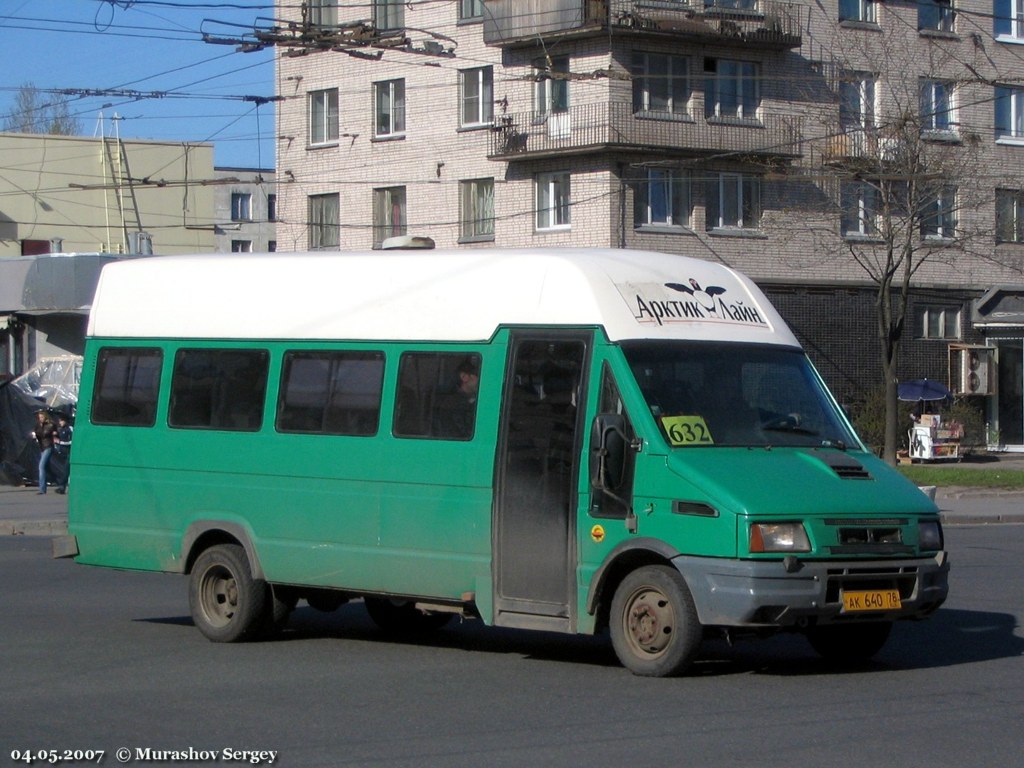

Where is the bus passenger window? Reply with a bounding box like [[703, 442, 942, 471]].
[[91, 347, 163, 427], [168, 348, 269, 431], [277, 351, 384, 436], [394, 352, 481, 441]]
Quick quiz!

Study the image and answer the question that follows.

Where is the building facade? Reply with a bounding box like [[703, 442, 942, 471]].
[[272, 0, 1024, 449], [213, 167, 278, 253]]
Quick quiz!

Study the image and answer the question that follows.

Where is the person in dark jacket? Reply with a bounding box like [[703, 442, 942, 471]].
[[53, 413, 73, 494]]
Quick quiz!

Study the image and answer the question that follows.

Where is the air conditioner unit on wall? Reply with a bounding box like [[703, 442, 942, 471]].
[[959, 347, 992, 396]]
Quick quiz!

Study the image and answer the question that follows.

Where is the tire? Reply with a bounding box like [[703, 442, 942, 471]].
[[188, 544, 268, 643], [306, 591, 347, 613], [364, 597, 453, 634], [805, 622, 893, 663], [609, 565, 702, 677]]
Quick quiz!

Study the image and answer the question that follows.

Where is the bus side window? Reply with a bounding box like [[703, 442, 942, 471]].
[[276, 350, 384, 436], [168, 348, 269, 432], [91, 347, 163, 427], [394, 352, 481, 441]]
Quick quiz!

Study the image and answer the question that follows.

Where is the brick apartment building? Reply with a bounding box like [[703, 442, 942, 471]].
[[271, 0, 1024, 449]]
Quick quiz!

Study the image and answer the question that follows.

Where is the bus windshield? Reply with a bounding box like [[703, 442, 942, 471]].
[[621, 341, 858, 449]]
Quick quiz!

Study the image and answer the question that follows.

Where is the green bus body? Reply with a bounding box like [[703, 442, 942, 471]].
[[62, 249, 948, 676]]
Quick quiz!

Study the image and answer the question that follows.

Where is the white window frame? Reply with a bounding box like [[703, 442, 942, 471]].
[[708, 173, 761, 231], [309, 88, 339, 146], [839, 73, 876, 129], [460, 178, 495, 242], [374, 0, 404, 30], [996, 188, 1024, 243], [635, 169, 690, 229], [373, 186, 407, 247], [918, 307, 961, 339], [840, 181, 879, 237], [705, 59, 759, 120], [921, 186, 957, 240], [230, 193, 252, 222], [460, 67, 494, 128], [374, 79, 406, 138], [920, 79, 957, 135], [632, 52, 689, 117], [995, 85, 1024, 143], [994, 0, 1024, 40], [309, 193, 340, 250], [536, 171, 571, 231], [535, 56, 570, 116], [459, 0, 484, 20], [839, 0, 877, 23], [230, 240, 253, 253], [306, 0, 337, 27]]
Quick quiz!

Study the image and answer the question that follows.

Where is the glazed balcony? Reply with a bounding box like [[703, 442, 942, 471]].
[[487, 101, 804, 161], [821, 128, 906, 167], [482, 0, 803, 50]]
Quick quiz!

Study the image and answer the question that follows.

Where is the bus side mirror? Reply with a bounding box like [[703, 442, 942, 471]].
[[590, 413, 627, 492]]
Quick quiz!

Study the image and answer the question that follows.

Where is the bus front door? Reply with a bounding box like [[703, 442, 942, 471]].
[[493, 332, 589, 631]]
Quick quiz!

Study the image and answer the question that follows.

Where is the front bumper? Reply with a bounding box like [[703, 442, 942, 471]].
[[673, 551, 949, 628]]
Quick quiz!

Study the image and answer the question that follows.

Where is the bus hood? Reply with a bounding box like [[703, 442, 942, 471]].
[[664, 447, 939, 518]]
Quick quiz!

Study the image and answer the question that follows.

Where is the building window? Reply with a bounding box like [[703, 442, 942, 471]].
[[460, 178, 495, 241], [536, 171, 571, 231], [920, 0, 955, 31], [374, 0, 404, 30], [306, 0, 337, 27], [231, 193, 252, 222], [839, 72, 876, 129], [840, 181, 879, 237], [459, 0, 484, 20], [231, 240, 252, 253], [635, 169, 690, 228], [267, 194, 277, 222], [373, 186, 406, 247], [535, 56, 569, 115], [921, 186, 957, 240], [995, 85, 1024, 141], [632, 52, 689, 117], [277, 350, 385, 436], [169, 348, 269, 432], [839, 0, 877, 23], [704, 59, 759, 120], [268, 241, 277, 252], [707, 173, 761, 231], [994, 0, 1023, 39], [309, 88, 339, 146], [309, 193, 340, 250], [996, 189, 1024, 243], [374, 79, 406, 138], [920, 79, 957, 134], [917, 307, 961, 339], [460, 66, 493, 128]]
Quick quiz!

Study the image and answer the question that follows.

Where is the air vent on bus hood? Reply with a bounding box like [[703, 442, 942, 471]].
[[816, 451, 873, 480]]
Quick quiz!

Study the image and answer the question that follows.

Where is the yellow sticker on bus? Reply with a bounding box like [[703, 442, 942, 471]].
[[661, 415, 714, 446]]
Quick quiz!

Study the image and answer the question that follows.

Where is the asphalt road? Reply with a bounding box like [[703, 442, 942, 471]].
[[2, 525, 1022, 768]]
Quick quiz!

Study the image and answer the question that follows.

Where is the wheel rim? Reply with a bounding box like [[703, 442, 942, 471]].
[[200, 564, 238, 628], [622, 585, 675, 658]]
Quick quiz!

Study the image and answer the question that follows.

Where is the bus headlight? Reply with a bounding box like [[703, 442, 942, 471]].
[[918, 520, 944, 551], [749, 522, 811, 553]]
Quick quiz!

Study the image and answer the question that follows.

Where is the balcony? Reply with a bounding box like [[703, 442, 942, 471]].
[[822, 129, 907, 166], [487, 101, 803, 160], [482, 0, 802, 50]]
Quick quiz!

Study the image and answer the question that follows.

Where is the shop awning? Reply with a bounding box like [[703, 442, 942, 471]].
[[974, 285, 1024, 327]]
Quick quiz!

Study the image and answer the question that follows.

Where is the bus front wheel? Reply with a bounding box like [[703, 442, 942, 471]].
[[609, 565, 702, 677], [189, 544, 268, 642]]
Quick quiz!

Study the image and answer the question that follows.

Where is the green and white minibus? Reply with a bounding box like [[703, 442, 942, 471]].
[[58, 248, 948, 676]]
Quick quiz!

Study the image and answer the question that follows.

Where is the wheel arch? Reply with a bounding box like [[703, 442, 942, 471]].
[[585, 538, 682, 633], [181, 521, 265, 580]]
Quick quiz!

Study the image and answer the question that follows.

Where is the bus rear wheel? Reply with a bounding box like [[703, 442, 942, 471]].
[[609, 565, 702, 677], [189, 544, 268, 642]]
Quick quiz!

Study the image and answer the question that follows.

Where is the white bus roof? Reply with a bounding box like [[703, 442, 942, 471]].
[[87, 248, 800, 347]]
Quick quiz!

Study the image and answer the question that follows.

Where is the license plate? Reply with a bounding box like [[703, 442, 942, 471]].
[[842, 589, 902, 612]]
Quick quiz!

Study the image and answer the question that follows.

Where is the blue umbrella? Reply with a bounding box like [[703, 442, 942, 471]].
[[898, 378, 953, 402]]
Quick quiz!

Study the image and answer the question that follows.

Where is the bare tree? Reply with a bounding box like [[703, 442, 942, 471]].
[[2, 82, 81, 135]]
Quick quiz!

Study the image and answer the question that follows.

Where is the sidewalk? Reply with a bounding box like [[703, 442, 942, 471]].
[[1, 458, 1022, 536]]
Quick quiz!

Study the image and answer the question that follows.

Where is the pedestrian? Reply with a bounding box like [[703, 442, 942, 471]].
[[53, 413, 73, 494], [31, 410, 57, 495]]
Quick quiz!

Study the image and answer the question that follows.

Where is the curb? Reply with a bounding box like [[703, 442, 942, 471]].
[[940, 513, 1024, 525]]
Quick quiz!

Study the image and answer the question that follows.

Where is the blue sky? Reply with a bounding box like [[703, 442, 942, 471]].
[[0, 0, 276, 169]]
